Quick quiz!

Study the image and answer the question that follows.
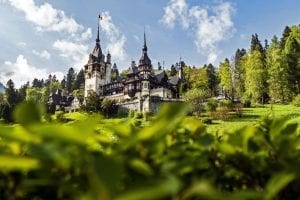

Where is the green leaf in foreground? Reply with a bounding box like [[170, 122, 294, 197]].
[[115, 176, 181, 200], [13, 101, 44, 125], [0, 155, 40, 171], [265, 172, 296, 200]]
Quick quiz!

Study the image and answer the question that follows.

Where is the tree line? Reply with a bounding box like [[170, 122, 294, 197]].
[[0, 68, 85, 122], [181, 25, 300, 108]]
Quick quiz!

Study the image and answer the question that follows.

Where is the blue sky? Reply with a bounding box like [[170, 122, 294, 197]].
[[0, 0, 300, 87]]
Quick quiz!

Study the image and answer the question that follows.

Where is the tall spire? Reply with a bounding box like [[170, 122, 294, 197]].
[[96, 15, 100, 43], [90, 14, 103, 60], [143, 28, 147, 52], [139, 29, 151, 67]]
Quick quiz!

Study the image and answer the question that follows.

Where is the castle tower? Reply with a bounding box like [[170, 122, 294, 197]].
[[84, 17, 111, 97], [105, 51, 112, 84], [138, 31, 152, 97], [178, 57, 185, 82]]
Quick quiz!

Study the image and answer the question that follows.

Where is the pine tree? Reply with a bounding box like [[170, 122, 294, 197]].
[[73, 69, 85, 91], [45, 74, 52, 86], [250, 34, 264, 53], [5, 79, 18, 106], [233, 48, 246, 99], [205, 64, 219, 97], [17, 82, 29, 103], [66, 67, 75, 93], [61, 76, 66, 90], [284, 29, 300, 94], [280, 26, 291, 49]]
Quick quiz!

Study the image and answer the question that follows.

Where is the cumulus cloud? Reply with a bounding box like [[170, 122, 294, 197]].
[[99, 11, 128, 65], [32, 49, 51, 59], [7, 0, 83, 33], [161, 0, 235, 63], [0, 55, 63, 88], [53, 40, 89, 70], [80, 28, 92, 41], [161, 0, 189, 29], [5, 0, 96, 72]]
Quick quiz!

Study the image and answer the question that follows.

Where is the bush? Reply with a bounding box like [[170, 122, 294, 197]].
[[292, 95, 300, 107], [206, 98, 218, 112], [219, 100, 233, 109], [215, 106, 230, 121]]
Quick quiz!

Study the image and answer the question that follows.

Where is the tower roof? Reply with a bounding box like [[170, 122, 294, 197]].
[[139, 31, 151, 66], [91, 17, 103, 60]]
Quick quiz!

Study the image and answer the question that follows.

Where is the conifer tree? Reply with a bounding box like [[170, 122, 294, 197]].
[[66, 67, 75, 93]]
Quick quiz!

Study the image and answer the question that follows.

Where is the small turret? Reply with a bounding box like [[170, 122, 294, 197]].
[[178, 57, 185, 82], [106, 50, 111, 64]]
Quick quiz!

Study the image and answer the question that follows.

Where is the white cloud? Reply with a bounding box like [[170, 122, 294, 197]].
[[80, 28, 92, 41], [161, 0, 235, 64], [0, 55, 63, 88], [32, 49, 51, 59], [7, 0, 83, 33], [53, 40, 89, 70], [161, 0, 189, 29], [6, 0, 93, 71], [100, 11, 128, 65]]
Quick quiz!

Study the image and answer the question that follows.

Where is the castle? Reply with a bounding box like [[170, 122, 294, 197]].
[[83, 23, 185, 113]]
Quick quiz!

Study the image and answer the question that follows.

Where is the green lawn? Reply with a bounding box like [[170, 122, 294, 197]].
[[61, 104, 300, 135], [206, 104, 300, 134]]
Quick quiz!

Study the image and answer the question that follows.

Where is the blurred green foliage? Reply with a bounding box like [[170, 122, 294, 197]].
[[0, 101, 300, 199]]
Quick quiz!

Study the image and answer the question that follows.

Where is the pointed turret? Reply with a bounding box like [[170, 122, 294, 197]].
[[143, 30, 147, 52], [106, 50, 111, 63], [139, 30, 151, 67], [178, 57, 185, 82], [90, 19, 103, 61]]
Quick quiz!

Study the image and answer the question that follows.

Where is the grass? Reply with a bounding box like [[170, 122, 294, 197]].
[[61, 104, 300, 135], [206, 104, 300, 134]]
